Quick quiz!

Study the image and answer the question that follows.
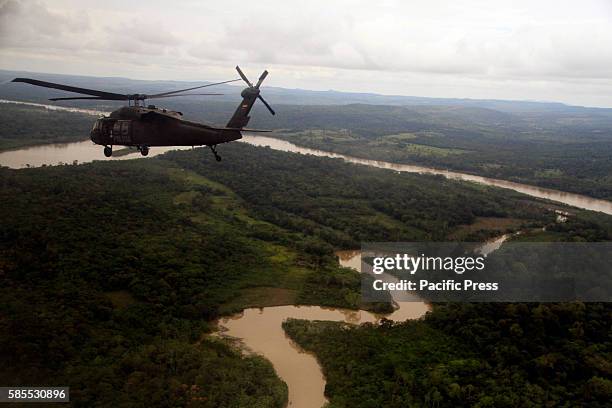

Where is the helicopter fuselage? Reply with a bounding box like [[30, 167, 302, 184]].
[[13, 66, 274, 161], [90, 106, 242, 148]]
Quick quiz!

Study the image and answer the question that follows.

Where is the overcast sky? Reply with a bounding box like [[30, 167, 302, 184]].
[[1, 0, 612, 107]]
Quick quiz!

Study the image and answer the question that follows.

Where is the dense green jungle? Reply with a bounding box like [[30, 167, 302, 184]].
[[1, 84, 611, 407]]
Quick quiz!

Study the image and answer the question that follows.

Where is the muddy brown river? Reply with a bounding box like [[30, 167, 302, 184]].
[[217, 251, 429, 408], [0, 109, 610, 215], [240, 135, 612, 216], [1, 100, 611, 407], [216, 235, 511, 408]]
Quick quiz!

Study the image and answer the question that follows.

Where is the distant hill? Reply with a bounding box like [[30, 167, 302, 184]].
[[2, 69, 611, 114], [2, 69, 611, 199], [3, 69, 612, 140]]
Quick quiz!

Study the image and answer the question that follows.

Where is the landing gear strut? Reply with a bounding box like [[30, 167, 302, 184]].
[[104, 146, 112, 157], [138, 145, 149, 156], [209, 145, 222, 162]]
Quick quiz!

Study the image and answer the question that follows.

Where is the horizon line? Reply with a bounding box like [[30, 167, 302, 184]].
[[1, 67, 610, 110]]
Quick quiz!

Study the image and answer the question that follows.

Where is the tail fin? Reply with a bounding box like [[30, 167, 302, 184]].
[[226, 87, 260, 129], [226, 66, 275, 129]]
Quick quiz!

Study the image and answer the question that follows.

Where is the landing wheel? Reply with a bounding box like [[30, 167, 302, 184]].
[[104, 146, 112, 157], [140, 146, 149, 156], [209, 145, 222, 162]]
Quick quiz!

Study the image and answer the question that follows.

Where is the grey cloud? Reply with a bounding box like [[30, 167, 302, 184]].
[[0, 0, 90, 49], [95, 20, 181, 58], [2, 0, 612, 107]]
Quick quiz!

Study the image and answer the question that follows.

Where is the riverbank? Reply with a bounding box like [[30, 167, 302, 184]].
[[2, 134, 611, 215], [2, 98, 611, 200], [214, 249, 430, 408], [2, 139, 610, 407]]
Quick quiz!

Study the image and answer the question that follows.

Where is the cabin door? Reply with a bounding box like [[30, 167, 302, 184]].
[[112, 120, 132, 144]]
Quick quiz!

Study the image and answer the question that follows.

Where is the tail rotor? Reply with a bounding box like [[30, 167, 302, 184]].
[[235, 66, 275, 115]]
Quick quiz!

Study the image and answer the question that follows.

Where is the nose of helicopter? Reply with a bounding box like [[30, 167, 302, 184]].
[[90, 118, 103, 144]]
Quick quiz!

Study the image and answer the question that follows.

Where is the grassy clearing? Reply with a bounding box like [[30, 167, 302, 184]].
[[286, 129, 357, 142], [447, 217, 526, 240], [380, 132, 419, 141], [165, 161, 355, 314], [373, 136, 469, 157], [534, 168, 564, 178], [219, 287, 299, 314], [399, 143, 467, 157]]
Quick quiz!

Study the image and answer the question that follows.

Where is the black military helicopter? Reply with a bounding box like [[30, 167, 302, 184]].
[[11, 66, 275, 161]]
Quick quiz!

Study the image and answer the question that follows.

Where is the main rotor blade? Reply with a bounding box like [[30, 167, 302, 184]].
[[235, 66, 253, 87], [147, 93, 224, 99], [147, 79, 241, 98], [257, 95, 275, 115], [51, 93, 224, 101], [49, 96, 120, 101], [12, 78, 127, 100], [255, 70, 268, 88]]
